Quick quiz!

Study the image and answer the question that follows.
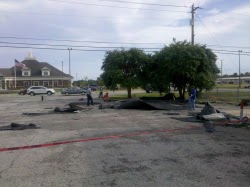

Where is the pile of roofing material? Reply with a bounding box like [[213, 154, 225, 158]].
[[0, 123, 39, 131], [100, 98, 186, 110], [196, 102, 226, 120]]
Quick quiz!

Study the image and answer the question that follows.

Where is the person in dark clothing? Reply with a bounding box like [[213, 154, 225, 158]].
[[98, 87, 103, 98], [86, 87, 94, 106], [189, 86, 196, 110]]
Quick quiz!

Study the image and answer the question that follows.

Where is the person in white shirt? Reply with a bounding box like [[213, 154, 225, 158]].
[[86, 87, 93, 106]]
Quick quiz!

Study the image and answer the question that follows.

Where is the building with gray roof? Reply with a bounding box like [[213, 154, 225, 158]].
[[0, 53, 73, 89]]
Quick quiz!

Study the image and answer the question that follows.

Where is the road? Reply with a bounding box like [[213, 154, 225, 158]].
[[0, 95, 249, 187]]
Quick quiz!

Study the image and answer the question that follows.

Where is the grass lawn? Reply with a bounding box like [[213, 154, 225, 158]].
[[109, 90, 249, 105], [198, 91, 250, 104]]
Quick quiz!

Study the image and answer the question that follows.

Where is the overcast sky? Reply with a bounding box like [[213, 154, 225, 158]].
[[0, 0, 249, 80]]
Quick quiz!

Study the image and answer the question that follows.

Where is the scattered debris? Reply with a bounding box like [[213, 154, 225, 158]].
[[163, 112, 180, 115], [99, 98, 186, 110], [23, 112, 51, 116], [54, 107, 79, 113], [204, 121, 215, 133], [0, 123, 40, 131], [202, 113, 226, 121]]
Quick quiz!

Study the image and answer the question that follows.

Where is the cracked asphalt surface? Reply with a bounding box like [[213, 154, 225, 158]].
[[0, 94, 250, 187]]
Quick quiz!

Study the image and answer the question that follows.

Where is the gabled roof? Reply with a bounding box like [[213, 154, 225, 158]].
[[21, 66, 31, 70], [41, 66, 50, 70], [0, 59, 73, 78], [0, 68, 12, 77]]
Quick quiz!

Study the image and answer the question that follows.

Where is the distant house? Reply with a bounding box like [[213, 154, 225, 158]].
[[0, 53, 73, 89]]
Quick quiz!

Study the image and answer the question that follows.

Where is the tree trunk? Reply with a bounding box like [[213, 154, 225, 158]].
[[127, 87, 132, 98], [178, 87, 185, 100]]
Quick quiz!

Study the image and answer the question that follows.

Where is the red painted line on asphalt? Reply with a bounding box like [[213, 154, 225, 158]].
[[0, 126, 200, 152]]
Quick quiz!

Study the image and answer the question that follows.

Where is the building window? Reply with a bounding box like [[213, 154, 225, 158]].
[[33, 81, 39, 86], [53, 81, 58, 87], [23, 81, 29, 88], [43, 71, 49, 76], [43, 81, 49, 87], [23, 71, 29, 76]]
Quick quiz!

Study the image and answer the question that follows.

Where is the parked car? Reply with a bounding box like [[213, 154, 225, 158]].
[[61, 87, 87, 95], [18, 89, 27, 95], [27, 86, 56, 96], [244, 85, 250, 88], [88, 84, 98, 91]]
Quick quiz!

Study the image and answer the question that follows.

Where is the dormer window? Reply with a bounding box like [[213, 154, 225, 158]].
[[21, 67, 31, 76], [43, 71, 49, 76], [41, 67, 50, 76]]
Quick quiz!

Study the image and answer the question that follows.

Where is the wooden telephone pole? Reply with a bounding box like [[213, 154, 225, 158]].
[[191, 4, 201, 45]]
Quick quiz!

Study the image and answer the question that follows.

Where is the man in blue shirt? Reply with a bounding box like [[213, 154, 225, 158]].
[[189, 86, 196, 110]]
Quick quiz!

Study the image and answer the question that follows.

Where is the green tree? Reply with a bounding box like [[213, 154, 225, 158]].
[[154, 41, 219, 99], [101, 48, 149, 98]]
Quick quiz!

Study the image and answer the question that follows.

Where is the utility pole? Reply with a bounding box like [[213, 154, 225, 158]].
[[238, 50, 242, 88], [221, 59, 223, 84], [68, 48, 72, 76], [238, 50, 242, 102], [190, 4, 201, 45]]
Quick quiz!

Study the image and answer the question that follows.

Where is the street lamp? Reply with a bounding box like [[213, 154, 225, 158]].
[[68, 48, 72, 76], [61, 61, 64, 88], [220, 59, 223, 84], [238, 50, 242, 88], [237, 50, 242, 102]]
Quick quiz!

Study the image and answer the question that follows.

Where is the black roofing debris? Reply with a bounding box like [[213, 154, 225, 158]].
[[99, 98, 187, 110], [196, 102, 250, 132], [196, 102, 222, 120], [54, 107, 80, 113], [0, 123, 39, 131]]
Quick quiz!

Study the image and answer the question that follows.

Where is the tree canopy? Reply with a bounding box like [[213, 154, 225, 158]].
[[153, 41, 219, 99], [101, 48, 149, 98], [101, 41, 219, 99]]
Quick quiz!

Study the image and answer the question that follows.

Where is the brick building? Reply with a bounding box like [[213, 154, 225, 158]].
[[0, 53, 73, 89]]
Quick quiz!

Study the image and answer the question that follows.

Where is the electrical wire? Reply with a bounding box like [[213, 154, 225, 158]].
[[1, 36, 250, 49], [0, 10, 191, 21], [0, 36, 166, 45], [0, 45, 250, 56], [84, 0, 188, 8], [48, 0, 188, 12], [0, 41, 163, 49]]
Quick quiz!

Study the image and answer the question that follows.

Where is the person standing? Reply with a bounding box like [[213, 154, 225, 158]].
[[189, 86, 196, 110], [86, 87, 94, 106], [98, 87, 103, 98]]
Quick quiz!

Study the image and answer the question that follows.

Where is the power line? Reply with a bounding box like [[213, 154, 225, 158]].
[[208, 45, 250, 49], [1, 36, 250, 50], [48, 0, 188, 12], [3, 41, 250, 53], [0, 36, 166, 45], [196, 14, 221, 46], [0, 45, 156, 52], [203, 8, 250, 17], [212, 49, 250, 54], [1, 45, 250, 56], [0, 10, 190, 21], [86, 0, 188, 8], [0, 41, 163, 49], [214, 51, 250, 56]]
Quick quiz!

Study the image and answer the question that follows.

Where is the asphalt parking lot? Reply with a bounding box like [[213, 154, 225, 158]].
[[0, 94, 250, 187]]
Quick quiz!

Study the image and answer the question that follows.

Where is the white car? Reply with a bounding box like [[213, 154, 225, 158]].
[[27, 86, 56, 96]]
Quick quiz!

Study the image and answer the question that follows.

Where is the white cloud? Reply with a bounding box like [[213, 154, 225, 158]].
[[0, 0, 249, 79]]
